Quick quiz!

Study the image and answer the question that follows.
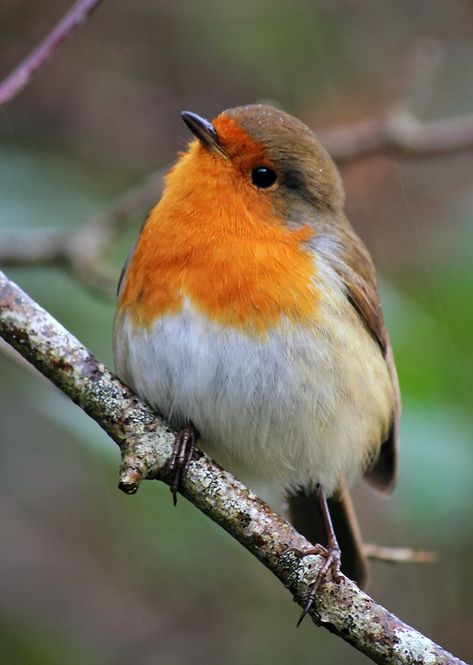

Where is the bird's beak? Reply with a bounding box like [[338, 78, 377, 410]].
[[181, 111, 229, 160]]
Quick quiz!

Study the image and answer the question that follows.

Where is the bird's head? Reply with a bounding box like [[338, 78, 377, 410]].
[[161, 104, 344, 232], [118, 105, 347, 329]]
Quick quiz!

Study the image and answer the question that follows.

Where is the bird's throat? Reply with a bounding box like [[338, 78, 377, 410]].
[[119, 144, 319, 334]]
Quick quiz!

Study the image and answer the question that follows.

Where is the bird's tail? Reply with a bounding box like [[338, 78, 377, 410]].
[[287, 488, 368, 589]]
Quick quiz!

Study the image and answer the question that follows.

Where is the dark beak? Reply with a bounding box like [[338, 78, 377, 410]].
[[181, 111, 228, 159]]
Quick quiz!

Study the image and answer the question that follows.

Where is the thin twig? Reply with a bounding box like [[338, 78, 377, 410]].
[[319, 110, 473, 162], [364, 544, 438, 565], [0, 227, 70, 266], [66, 168, 166, 296], [0, 0, 105, 108], [0, 270, 466, 665], [0, 168, 166, 298], [318, 39, 473, 162]]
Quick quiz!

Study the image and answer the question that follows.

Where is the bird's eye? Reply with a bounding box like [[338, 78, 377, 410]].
[[251, 166, 277, 189]]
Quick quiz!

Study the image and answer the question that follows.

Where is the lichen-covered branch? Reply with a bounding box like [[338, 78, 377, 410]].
[[0, 270, 466, 665], [0, 0, 105, 108]]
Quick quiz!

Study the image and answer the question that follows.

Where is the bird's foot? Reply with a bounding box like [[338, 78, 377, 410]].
[[285, 543, 343, 626], [166, 424, 198, 506]]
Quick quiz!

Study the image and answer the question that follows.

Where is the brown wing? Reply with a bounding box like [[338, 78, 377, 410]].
[[316, 221, 400, 493]]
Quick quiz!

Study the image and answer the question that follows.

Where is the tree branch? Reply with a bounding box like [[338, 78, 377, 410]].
[[319, 40, 473, 162], [364, 544, 438, 565], [318, 110, 473, 163], [0, 0, 105, 108], [0, 269, 466, 665], [0, 168, 166, 298]]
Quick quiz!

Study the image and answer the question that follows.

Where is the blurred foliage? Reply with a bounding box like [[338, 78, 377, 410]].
[[1, 1, 473, 664]]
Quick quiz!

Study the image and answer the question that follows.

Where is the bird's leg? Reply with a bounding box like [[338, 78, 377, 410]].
[[285, 485, 344, 626], [166, 423, 199, 506]]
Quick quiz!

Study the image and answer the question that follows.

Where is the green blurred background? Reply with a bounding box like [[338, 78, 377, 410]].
[[1, 1, 472, 663]]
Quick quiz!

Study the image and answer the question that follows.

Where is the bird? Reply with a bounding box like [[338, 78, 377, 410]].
[[113, 104, 400, 620]]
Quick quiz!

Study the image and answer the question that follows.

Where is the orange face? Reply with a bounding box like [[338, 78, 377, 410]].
[[119, 114, 319, 334]]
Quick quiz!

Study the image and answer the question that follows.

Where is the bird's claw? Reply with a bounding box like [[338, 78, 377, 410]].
[[285, 544, 343, 627], [166, 424, 198, 505]]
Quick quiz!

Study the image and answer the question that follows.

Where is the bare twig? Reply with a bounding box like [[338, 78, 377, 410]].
[[0, 168, 166, 298], [66, 168, 166, 295], [319, 110, 473, 162], [0, 0, 105, 108], [364, 544, 438, 565], [318, 39, 473, 162], [0, 269, 466, 665], [0, 227, 70, 266]]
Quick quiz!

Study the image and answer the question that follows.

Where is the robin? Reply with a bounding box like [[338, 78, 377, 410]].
[[113, 104, 400, 619]]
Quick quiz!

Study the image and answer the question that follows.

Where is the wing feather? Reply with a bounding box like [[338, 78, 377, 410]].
[[316, 221, 400, 493]]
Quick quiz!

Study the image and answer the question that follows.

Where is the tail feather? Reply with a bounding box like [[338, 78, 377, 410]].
[[287, 488, 368, 589]]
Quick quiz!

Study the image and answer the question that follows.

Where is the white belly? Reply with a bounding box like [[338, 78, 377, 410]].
[[114, 280, 393, 496]]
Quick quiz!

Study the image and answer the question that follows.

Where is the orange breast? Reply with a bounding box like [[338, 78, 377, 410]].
[[119, 139, 319, 335]]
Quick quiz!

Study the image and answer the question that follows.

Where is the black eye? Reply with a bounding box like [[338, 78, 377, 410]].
[[251, 166, 277, 189]]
